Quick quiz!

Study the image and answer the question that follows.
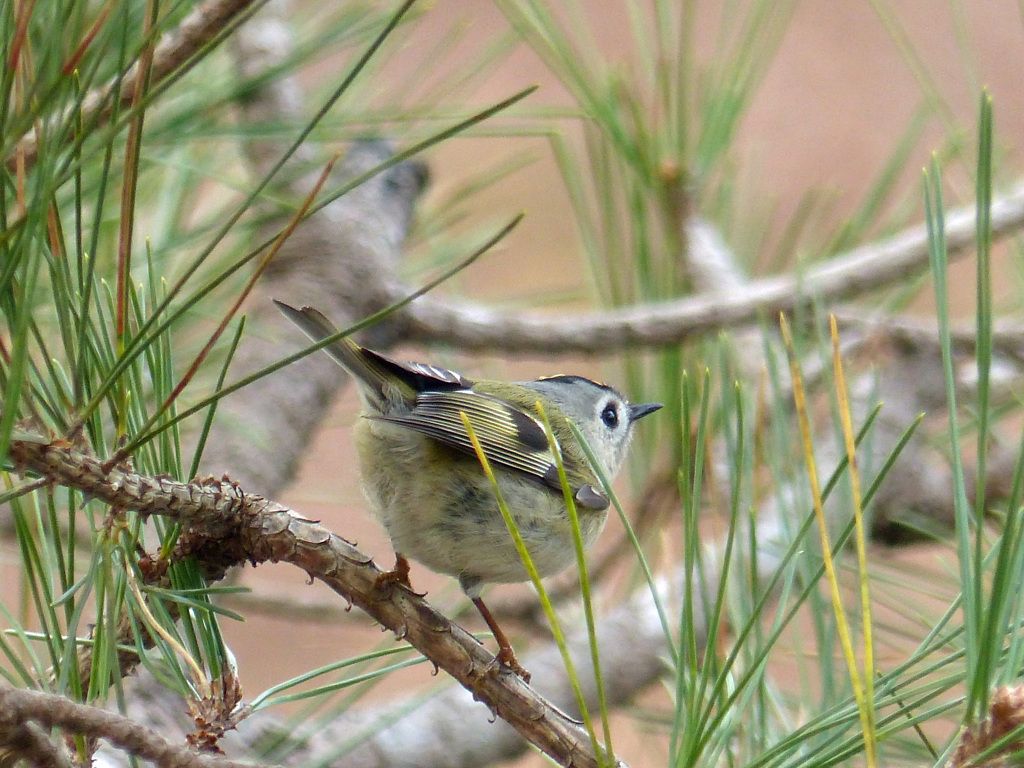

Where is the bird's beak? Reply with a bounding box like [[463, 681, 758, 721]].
[[629, 402, 663, 421]]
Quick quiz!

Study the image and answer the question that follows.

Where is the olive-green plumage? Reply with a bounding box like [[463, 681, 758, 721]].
[[275, 300, 661, 676]]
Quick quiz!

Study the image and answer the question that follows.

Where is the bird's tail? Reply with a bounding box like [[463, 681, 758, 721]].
[[273, 299, 403, 409]]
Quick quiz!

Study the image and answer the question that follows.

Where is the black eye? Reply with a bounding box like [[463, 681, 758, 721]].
[[601, 403, 619, 429]]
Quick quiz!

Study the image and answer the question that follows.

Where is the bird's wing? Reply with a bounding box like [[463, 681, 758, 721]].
[[376, 390, 608, 510]]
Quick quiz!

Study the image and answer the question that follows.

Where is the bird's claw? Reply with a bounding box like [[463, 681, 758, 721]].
[[373, 553, 425, 596], [494, 646, 531, 684]]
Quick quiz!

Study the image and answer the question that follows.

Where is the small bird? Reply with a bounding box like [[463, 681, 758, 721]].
[[275, 300, 661, 680]]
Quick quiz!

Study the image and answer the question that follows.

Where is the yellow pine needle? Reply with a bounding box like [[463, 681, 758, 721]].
[[459, 412, 606, 767], [780, 314, 877, 768], [830, 315, 878, 765]]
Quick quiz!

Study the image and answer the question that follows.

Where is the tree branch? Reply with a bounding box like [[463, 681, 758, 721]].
[[8, 436, 625, 768], [397, 183, 1024, 352], [0, 686, 254, 768], [0, 717, 72, 768], [7, 0, 266, 171]]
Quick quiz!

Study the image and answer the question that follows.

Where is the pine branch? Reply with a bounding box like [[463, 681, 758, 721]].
[[0, 685, 255, 768], [7, 435, 625, 768]]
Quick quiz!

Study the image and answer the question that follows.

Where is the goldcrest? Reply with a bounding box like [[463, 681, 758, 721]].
[[275, 300, 661, 680]]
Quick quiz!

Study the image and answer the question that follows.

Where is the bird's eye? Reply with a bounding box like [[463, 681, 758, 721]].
[[601, 402, 620, 429]]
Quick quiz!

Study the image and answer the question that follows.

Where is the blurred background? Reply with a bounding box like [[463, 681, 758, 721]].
[[234, 2, 1024, 764], [5, 1, 1024, 766]]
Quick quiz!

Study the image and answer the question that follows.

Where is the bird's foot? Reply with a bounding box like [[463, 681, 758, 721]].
[[494, 645, 531, 684], [472, 595, 531, 683], [373, 553, 424, 596]]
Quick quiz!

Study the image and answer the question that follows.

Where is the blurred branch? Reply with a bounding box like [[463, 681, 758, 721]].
[[197, 1, 427, 496], [0, 685, 252, 768], [6, 0, 265, 171], [398, 184, 1024, 352], [195, 140, 426, 495], [835, 309, 1024, 363], [0, 717, 72, 768]]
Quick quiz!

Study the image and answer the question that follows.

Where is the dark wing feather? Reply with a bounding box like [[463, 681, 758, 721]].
[[360, 349, 473, 393], [376, 390, 563, 490]]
